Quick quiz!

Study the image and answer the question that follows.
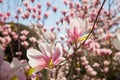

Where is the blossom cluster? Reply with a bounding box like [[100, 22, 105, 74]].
[[0, 0, 120, 80]]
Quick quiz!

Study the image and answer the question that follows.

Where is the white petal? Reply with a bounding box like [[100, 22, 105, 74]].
[[28, 59, 46, 73], [112, 38, 120, 50], [53, 43, 63, 61], [10, 58, 27, 77], [39, 43, 52, 58], [117, 34, 120, 41], [27, 48, 43, 60]]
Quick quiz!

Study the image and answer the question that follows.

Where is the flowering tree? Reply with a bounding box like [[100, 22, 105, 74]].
[[0, 0, 120, 80]]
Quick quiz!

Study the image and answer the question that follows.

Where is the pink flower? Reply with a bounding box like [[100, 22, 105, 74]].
[[103, 67, 109, 73], [103, 60, 110, 66], [69, 1, 74, 8], [21, 41, 29, 47], [46, 1, 51, 7], [61, 10, 67, 16], [0, 0, 3, 3], [37, 15, 41, 20], [31, 0, 35, 3], [37, 10, 41, 15], [90, 71, 97, 76], [93, 63, 100, 68], [20, 35, 27, 41], [31, 13, 36, 19], [4, 36, 11, 44], [67, 18, 85, 43], [29, 37, 37, 43], [23, 1, 29, 7], [33, 8, 37, 13], [44, 11, 50, 18], [17, 7, 22, 13], [114, 52, 120, 62], [63, 0, 68, 5], [52, 6, 57, 12], [20, 30, 29, 35], [37, 3, 41, 9], [27, 43, 65, 73], [27, 6, 32, 12]]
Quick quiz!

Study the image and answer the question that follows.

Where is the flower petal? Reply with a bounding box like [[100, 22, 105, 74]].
[[53, 43, 63, 61], [117, 33, 120, 41], [53, 57, 65, 66], [112, 38, 120, 50], [28, 59, 46, 73], [0, 48, 4, 65], [27, 48, 43, 60], [39, 43, 52, 58], [0, 61, 10, 80], [10, 58, 27, 77]]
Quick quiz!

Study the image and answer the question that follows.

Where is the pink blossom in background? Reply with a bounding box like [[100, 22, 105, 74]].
[[0, 0, 120, 79], [29, 37, 37, 43], [20, 35, 27, 41], [17, 7, 22, 14], [20, 30, 29, 36], [103, 60, 110, 66], [44, 11, 50, 18], [0, 0, 3, 3], [23, 1, 29, 7], [27, 43, 65, 73], [46, 1, 51, 7], [37, 3, 41, 9], [114, 52, 120, 62], [31, 0, 35, 3], [21, 41, 29, 48], [52, 6, 57, 12]]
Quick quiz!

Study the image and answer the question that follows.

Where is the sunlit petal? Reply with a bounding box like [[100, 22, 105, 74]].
[[28, 59, 46, 73], [27, 48, 43, 60], [53, 43, 63, 61]]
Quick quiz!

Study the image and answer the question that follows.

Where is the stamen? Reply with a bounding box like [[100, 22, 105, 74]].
[[49, 59, 53, 68]]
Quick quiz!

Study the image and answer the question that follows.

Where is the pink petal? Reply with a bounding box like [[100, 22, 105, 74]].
[[17, 69, 26, 80], [28, 59, 46, 73], [53, 57, 65, 66], [53, 43, 63, 61], [10, 58, 27, 77], [39, 43, 52, 58], [27, 49, 43, 60], [0, 48, 4, 65], [0, 61, 10, 80]]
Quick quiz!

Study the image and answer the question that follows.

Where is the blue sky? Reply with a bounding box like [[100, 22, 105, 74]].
[[0, 0, 68, 26], [0, 0, 119, 32]]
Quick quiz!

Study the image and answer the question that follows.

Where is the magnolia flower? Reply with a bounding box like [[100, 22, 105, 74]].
[[67, 17, 86, 43], [0, 0, 3, 3], [27, 43, 65, 73], [20, 30, 29, 35], [0, 49, 27, 80]]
